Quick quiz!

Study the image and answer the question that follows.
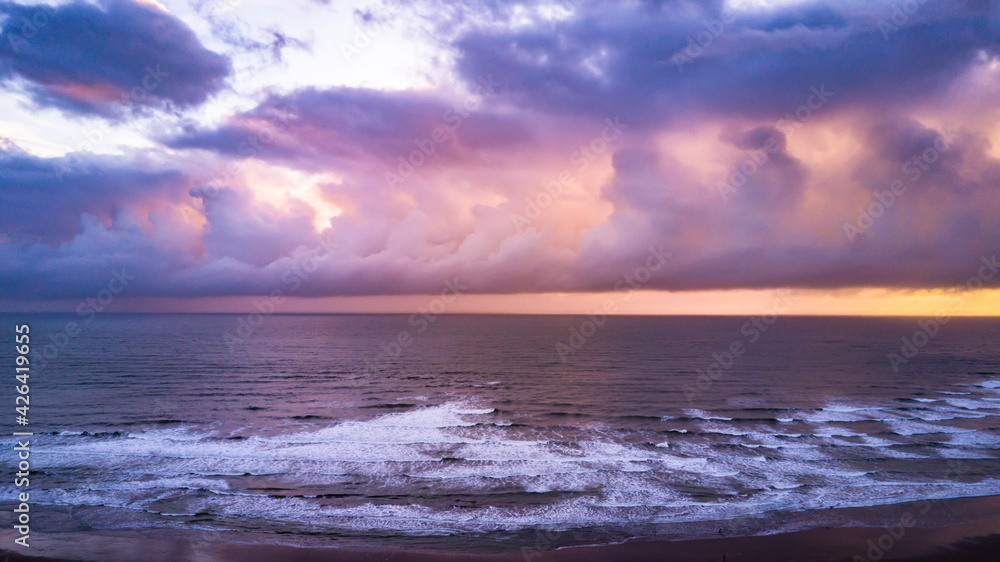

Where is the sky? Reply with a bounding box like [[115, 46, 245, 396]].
[[1, 0, 999, 315]]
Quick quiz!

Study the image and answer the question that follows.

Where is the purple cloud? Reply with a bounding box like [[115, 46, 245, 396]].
[[0, 0, 230, 118]]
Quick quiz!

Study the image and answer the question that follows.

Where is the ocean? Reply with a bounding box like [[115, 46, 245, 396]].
[[2, 314, 999, 553]]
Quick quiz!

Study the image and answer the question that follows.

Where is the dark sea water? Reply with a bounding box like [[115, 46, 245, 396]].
[[2, 314, 999, 552]]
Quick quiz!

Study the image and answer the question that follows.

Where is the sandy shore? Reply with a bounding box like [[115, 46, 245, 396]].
[[2, 495, 998, 561]]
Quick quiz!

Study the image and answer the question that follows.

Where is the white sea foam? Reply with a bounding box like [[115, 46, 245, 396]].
[[453, 407, 496, 415], [24, 477, 1000, 537], [813, 426, 858, 438], [700, 424, 755, 436], [940, 431, 1000, 447], [801, 405, 898, 424], [683, 409, 733, 421], [909, 409, 988, 421], [656, 455, 739, 477], [888, 420, 975, 437], [770, 481, 804, 490], [943, 397, 999, 410], [26, 396, 1000, 536]]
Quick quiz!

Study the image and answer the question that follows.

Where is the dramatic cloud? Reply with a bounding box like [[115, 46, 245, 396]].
[[0, 0, 230, 117], [167, 80, 533, 173], [1, 0, 999, 301], [452, 0, 1000, 124], [0, 142, 189, 242]]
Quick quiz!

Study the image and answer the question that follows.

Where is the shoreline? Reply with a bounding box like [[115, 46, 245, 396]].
[[2, 495, 999, 561]]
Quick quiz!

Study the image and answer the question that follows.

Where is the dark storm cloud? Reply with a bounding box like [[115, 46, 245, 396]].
[[2, 0, 1000, 302], [0, 144, 188, 242], [566, 113, 1000, 294], [168, 83, 531, 171], [853, 117, 1000, 195], [451, 0, 1000, 125], [0, 0, 230, 118]]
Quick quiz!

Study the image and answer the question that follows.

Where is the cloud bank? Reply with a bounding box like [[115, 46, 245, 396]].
[[0, 0, 230, 117], [2, 0, 999, 300]]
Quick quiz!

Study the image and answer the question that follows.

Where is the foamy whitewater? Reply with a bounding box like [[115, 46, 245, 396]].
[[2, 315, 998, 550]]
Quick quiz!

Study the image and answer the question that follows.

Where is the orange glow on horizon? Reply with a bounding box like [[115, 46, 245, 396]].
[[22, 288, 998, 316]]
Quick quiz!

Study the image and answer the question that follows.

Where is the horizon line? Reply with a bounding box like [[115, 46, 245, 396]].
[[3, 311, 997, 318]]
